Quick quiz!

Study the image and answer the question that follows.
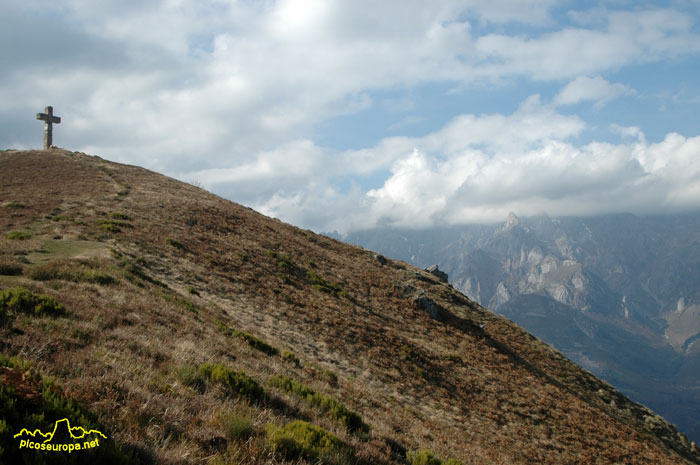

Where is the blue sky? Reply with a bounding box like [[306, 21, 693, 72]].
[[1, 0, 699, 232]]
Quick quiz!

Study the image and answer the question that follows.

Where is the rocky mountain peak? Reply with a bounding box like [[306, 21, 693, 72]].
[[502, 211, 521, 230]]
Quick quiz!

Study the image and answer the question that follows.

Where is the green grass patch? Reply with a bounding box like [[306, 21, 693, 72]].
[[109, 212, 130, 220], [266, 420, 352, 464], [25, 259, 116, 285], [216, 408, 254, 441], [4, 201, 25, 209], [268, 375, 369, 435], [26, 260, 117, 285], [318, 369, 338, 388], [1, 287, 65, 324], [199, 363, 265, 401], [407, 449, 464, 465], [7, 231, 31, 240], [174, 363, 206, 393]]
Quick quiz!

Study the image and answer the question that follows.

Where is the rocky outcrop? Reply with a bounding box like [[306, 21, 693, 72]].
[[424, 264, 448, 283]]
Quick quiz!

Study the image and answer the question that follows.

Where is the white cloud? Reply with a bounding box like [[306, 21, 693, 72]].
[[1, 2, 699, 233], [474, 9, 700, 80], [554, 76, 634, 107], [247, 97, 700, 232], [3, 2, 699, 172]]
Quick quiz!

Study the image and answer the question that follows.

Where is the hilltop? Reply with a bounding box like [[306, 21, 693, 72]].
[[1, 148, 698, 465]]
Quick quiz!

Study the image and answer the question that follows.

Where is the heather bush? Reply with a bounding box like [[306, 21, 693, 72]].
[[199, 363, 265, 401], [269, 375, 368, 435], [0, 353, 130, 464], [407, 449, 464, 465], [0, 287, 65, 324], [266, 420, 352, 464], [0, 262, 22, 276], [7, 231, 31, 240]]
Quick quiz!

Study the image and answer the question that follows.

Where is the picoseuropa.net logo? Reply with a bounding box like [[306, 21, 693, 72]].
[[13, 417, 107, 453]]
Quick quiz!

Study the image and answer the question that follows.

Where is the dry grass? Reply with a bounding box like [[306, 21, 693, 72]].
[[0, 149, 698, 465]]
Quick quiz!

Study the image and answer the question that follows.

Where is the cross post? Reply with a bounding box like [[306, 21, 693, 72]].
[[36, 106, 61, 150]]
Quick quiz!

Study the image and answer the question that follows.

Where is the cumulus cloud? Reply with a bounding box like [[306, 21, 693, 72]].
[[554, 76, 634, 107], [247, 97, 700, 232]]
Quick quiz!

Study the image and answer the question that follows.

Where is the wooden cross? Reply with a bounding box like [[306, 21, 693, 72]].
[[36, 106, 61, 150]]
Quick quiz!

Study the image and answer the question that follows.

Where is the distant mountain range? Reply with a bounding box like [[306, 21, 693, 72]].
[[337, 211, 700, 442]]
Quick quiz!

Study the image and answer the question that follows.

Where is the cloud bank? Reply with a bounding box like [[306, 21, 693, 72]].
[[1, 1, 700, 232], [220, 96, 700, 232]]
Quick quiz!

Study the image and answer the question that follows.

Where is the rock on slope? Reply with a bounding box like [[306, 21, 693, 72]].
[[1, 149, 698, 465]]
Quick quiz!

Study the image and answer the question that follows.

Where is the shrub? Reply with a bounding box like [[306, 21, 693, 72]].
[[7, 231, 31, 240], [234, 330, 279, 356], [269, 375, 369, 435], [0, 262, 22, 276], [0, 353, 131, 464], [97, 219, 132, 233], [266, 420, 351, 464], [218, 323, 279, 356], [199, 363, 265, 401], [5, 201, 25, 209], [83, 271, 117, 285], [0, 287, 65, 324], [407, 449, 464, 465], [282, 351, 301, 367], [98, 221, 121, 233], [109, 212, 130, 220], [442, 353, 461, 362]]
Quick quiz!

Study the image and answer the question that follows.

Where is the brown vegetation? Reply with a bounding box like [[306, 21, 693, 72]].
[[0, 149, 698, 465]]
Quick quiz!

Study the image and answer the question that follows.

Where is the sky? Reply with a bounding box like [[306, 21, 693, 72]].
[[2, 0, 700, 233]]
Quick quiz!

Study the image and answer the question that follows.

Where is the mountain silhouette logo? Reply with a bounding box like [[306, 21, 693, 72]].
[[14, 418, 106, 453]]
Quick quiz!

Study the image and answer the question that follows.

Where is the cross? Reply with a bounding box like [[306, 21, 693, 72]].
[[36, 106, 61, 150]]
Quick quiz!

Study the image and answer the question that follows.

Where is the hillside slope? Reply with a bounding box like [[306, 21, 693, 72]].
[[1, 149, 698, 465], [339, 213, 700, 442]]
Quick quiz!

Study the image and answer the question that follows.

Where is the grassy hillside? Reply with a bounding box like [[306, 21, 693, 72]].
[[1, 149, 698, 465]]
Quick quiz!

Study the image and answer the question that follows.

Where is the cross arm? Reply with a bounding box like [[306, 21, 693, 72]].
[[36, 113, 61, 124]]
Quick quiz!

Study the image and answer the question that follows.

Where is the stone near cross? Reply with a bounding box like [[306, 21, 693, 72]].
[[36, 106, 61, 150]]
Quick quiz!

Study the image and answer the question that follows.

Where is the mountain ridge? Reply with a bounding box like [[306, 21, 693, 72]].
[[1, 148, 698, 464]]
